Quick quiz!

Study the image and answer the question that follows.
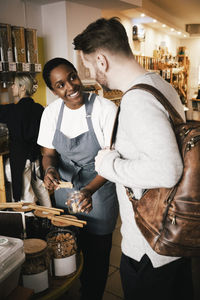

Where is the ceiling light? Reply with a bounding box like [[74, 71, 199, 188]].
[[184, 34, 187, 37], [141, 13, 145, 17], [132, 16, 155, 24], [177, 31, 181, 35], [162, 24, 166, 28], [153, 19, 157, 23], [171, 28, 175, 32]]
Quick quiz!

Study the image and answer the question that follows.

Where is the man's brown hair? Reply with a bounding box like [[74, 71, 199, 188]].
[[73, 17, 133, 57]]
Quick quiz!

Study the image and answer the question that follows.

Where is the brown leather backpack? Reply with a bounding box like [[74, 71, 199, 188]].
[[112, 83, 200, 257]]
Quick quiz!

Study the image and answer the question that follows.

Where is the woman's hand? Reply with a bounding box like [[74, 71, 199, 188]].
[[44, 167, 60, 191], [78, 188, 93, 213], [76, 175, 107, 213], [41, 148, 60, 191]]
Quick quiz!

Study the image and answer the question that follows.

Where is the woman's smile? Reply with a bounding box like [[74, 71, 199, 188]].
[[50, 64, 84, 109]]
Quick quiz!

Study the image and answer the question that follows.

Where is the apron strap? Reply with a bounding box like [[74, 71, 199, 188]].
[[56, 101, 65, 130], [85, 93, 101, 150]]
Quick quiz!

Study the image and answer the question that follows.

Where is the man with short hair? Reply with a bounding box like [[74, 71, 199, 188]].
[[73, 17, 194, 300]]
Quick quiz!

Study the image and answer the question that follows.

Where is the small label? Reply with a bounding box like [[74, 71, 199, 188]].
[[23, 269, 49, 293], [9, 62, 16, 71], [35, 63, 41, 72], [22, 63, 30, 72], [0, 62, 2, 72], [54, 254, 76, 276]]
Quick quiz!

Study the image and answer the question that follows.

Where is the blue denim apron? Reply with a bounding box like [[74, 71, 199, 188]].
[[53, 93, 118, 235]]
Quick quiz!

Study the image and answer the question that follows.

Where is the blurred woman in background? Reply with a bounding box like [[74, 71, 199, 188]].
[[0, 73, 51, 206]]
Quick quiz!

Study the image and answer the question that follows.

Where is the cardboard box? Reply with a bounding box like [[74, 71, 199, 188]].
[[0, 236, 25, 299]]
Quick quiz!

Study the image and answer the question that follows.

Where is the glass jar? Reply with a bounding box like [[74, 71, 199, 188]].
[[22, 238, 51, 293], [66, 190, 82, 214], [46, 229, 77, 277]]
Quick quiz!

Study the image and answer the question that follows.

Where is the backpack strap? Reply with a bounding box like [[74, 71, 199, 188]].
[[125, 84, 185, 125], [110, 105, 120, 149], [110, 83, 185, 149]]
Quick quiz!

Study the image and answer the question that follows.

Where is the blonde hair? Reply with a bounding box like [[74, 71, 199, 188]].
[[14, 73, 38, 96]]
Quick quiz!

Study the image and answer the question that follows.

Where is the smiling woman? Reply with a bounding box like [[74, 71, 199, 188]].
[[37, 57, 119, 300], [49, 64, 84, 109]]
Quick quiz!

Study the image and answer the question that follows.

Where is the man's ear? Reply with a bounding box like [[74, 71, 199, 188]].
[[96, 53, 108, 72]]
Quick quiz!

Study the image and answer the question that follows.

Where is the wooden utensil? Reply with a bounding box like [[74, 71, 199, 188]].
[[56, 181, 73, 189], [28, 204, 64, 215], [42, 181, 73, 189], [0, 202, 23, 209], [48, 215, 86, 228], [57, 215, 87, 225]]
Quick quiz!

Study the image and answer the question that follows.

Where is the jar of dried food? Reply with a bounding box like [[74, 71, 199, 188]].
[[46, 229, 77, 277], [51, 215, 80, 251], [66, 190, 82, 214], [22, 238, 51, 293]]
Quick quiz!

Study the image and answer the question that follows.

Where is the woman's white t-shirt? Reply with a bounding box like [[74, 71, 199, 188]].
[[37, 93, 117, 149]]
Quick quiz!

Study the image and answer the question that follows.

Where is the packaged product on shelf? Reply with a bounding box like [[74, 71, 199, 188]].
[[12, 26, 26, 63], [0, 23, 13, 62], [25, 28, 38, 64]]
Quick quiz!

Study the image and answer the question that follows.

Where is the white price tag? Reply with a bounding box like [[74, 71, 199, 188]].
[[35, 63, 41, 72], [9, 62, 16, 71], [22, 63, 30, 72]]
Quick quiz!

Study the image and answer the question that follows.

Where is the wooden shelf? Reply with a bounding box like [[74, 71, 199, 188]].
[[133, 53, 189, 105]]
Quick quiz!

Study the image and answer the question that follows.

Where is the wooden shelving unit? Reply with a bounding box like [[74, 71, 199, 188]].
[[133, 51, 189, 105], [0, 23, 41, 97]]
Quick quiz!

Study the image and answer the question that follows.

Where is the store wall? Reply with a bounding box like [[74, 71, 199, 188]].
[[41, 1, 68, 104], [41, 1, 102, 104], [66, 2, 101, 65], [0, 0, 42, 34], [41, 1, 68, 61]]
